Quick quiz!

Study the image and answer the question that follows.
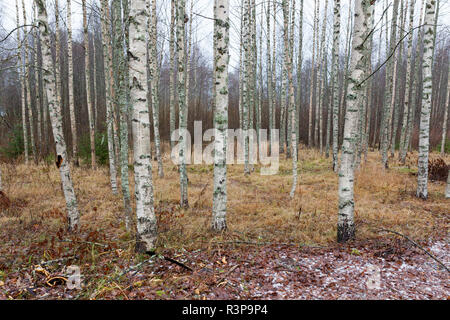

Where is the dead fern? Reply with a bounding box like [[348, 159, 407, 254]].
[[428, 158, 449, 182]]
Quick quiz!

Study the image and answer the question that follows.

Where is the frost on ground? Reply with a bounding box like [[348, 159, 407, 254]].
[[1, 239, 448, 300]]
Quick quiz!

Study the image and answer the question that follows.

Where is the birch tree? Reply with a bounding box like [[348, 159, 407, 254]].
[[331, 0, 341, 172], [316, 0, 329, 153], [266, 0, 273, 148], [295, 0, 304, 159], [20, 0, 38, 163], [33, 3, 42, 157], [111, 0, 133, 230], [82, 0, 96, 168], [399, 0, 415, 163], [36, 0, 80, 231], [212, 0, 230, 231], [177, 0, 189, 207], [66, 0, 78, 166], [337, 0, 373, 242], [129, 0, 157, 252], [169, 0, 176, 151], [389, 0, 407, 158], [101, 0, 118, 194], [243, 0, 251, 175], [308, 0, 318, 147], [149, 0, 164, 178], [282, 0, 297, 198], [404, 0, 426, 157], [238, 2, 244, 130], [440, 64, 449, 155], [285, 0, 296, 158], [16, 0, 29, 164], [416, 0, 437, 200], [380, 0, 399, 168]]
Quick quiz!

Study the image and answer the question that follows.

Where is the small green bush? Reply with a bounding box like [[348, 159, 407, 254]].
[[0, 126, 25, 159], [79, 131, 110, 166]]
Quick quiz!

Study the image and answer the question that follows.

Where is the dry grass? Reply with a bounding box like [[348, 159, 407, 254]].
[[0, 147, 448, 250]]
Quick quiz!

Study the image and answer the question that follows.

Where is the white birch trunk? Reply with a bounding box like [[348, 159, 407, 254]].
[[308, 0, 318, 147], [82, 0, 96, 168], [317, 0, 329, 153], [129, 0, 157, 252], [416, 0, 437, 200], [169, 0, 176, 151], [440, 64, 449, 155], [36, 0, 80, 231], [380, 0, 399, 168], [22, 0, 37, 163], [33, 3, 42, 158], [149, 0, 164, 178], [177, 0, 189, 207], [100, 0, 118, 194], [399, 0, 415, 163], [282, 0, 297, 198], [66, 0, 78, 166], [212, 0, 230, 231], [16, 0, 29, 164], [337, 0, 373, 242], [331, 0, 341, 172], [243, 0, 251, 175]]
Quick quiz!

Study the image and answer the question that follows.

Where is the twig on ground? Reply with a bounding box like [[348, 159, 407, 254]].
[[60, 239, 109, 248], [40, 256, 78, 266], [373, 227, 450, 274], [216, 265, 238, 286], [159, 255, 193, 272]]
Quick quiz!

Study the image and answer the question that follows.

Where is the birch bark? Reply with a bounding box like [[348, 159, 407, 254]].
[[440, 64, 449, 155], [149, 0, 164, 178], [169, 0, 176, 151], [129, 0, 157, 252], [337, 0, 373, 242], [331, 0, 341, 172], [66, 0, 78, 166], [36, 0, 80, 231], [416, 0, 437, 200], [380, 0, 399, 168], [177, 0, 189, 207], [82, 0, 96, 168], [308, 0, 318, 147], [101, 0, 118, 194], [16, 0, 29, 164], [212, 0, 230, 231], [399, 0, 415, 163], [22, 0, 37, 163]]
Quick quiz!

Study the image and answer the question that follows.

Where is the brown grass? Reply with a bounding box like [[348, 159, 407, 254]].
[[0, 148, 448, 250]]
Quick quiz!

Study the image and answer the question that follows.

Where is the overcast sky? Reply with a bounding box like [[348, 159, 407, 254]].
[[1, 0, 449, 72]]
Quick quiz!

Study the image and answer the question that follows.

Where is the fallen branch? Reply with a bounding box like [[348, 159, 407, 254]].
[[117, 256, 156, 278], [374, 228, 450, 274], [158, 254, 193, 272], [60, 239, 109, 248], [40, 255, 78, 266], [216, 265, 238, 286]]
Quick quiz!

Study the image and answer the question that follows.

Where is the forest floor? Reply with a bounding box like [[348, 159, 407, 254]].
[[0, 147, 448, 299]]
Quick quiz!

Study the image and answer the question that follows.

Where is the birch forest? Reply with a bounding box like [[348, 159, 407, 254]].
[[0, 0, 448, 300]]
